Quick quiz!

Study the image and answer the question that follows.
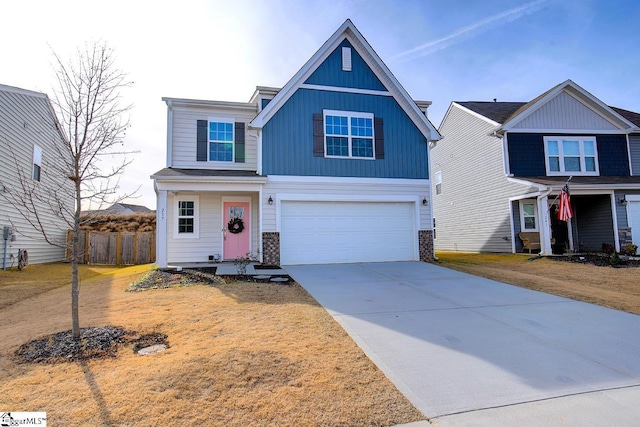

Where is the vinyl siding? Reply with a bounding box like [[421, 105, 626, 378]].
[[508, 133, 630, 177], [614, 191, 640, 228], [432, 104, 537, 253], [166, 192, 259, 264], [512, 91, 619, 130], [628, 134, 640, 175], [170, 104, 258, 170], [572, 195, 615, 250], [0, 88, 72, 265], [261, 177, 431, 232], [304, 39, 387, 91], [262, 88, 428, 178]]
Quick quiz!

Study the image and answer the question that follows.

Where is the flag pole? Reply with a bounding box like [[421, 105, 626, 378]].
[[549, 175, 573, 209]]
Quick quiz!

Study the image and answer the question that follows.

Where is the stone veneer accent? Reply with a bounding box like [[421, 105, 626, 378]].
[[618, 227, 633, 247], [419, 230, 434, 262], [262, 232, 280, 266]]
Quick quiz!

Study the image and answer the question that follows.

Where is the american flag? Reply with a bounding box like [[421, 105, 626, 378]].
[[558, 185, 573, 222]]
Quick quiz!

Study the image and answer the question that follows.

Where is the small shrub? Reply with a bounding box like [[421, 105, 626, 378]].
[[601, 243, 615, 255], [234, 252, 259, 275], [609, 251, 622, 266], [620, 243, 638, 256]]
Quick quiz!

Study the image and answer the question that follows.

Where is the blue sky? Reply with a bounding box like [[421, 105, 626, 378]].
[[1, 0, 639, 208]]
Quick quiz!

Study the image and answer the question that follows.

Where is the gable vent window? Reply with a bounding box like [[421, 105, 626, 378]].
[[33, 145, 42, 181], [435, 171, 442, 195], [342, 47, 352, 72]]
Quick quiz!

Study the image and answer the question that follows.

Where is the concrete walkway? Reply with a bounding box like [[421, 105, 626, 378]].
[[284, 262, 640, 426]]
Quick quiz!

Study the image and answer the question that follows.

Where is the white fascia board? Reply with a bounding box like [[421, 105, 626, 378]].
[[152, 175, 267, 184], [300, 84, 391, 97], [509, 192, 543, 202], [166, 100, 173, 168], [267, 175, 429, 186], [508, 128, 631, 134], [502, 80, 638, 132], [506, 177, 548, 190], [155, 181, 264, 193], [162, 97, 258, 112], [249, 20, 441, 141], [452, 102, 501, 127]]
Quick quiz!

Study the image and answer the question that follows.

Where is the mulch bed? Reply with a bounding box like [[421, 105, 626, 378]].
[[549, 254, 640, 268], [15, 327, 169, 364]]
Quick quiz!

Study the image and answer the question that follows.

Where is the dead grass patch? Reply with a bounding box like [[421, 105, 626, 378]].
[[436, 252, 640, 315], [0, 264, 424, 426]]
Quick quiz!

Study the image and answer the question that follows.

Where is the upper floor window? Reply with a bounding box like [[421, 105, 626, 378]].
[[324, 110, 374, 159], [33, 145, 42, 181], [544, 136, 598, 176], [434, 171, 442, 195], [209, 120, 234, 162]]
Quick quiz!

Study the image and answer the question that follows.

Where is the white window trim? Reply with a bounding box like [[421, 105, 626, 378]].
[[33, 145, 42, 181], [323, 109, 375, 160], [207, 117, 234, 163], [434, 171, 442, 195], [519, 200, 539, 232], [543, 136, 599, 176], [174, 195, 199, 239]]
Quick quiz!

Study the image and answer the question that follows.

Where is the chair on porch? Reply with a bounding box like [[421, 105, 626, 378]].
[[518, 232, 556, 254]]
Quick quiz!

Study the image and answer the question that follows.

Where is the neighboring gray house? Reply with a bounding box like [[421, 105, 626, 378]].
[[0, 84, 73, 266], [432, 80, 640, 254], [104, 203, 154, 215]]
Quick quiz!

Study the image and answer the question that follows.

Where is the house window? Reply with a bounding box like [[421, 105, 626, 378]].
[[33, 145, 42, 181], [176, 197, 199, 238], [435, 171, 442, 195], [519, 200, 538, 231], [324, 110, 374, 158], [544, 136, 598, 176], [208, 120, 234, 162]]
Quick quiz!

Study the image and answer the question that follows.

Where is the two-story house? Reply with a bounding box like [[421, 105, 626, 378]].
[[432, 79, 640, 255], [152, 20, 441, 268], [0, 84, 73, 266]]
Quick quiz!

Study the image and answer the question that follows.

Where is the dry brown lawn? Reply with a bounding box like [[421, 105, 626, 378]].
[[0, 264, 423, 426], [436, 252, 640, 315]]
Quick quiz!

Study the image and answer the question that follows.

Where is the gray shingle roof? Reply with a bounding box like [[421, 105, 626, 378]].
[[151, 168, 264, 178], [456, 102, 526, 124]]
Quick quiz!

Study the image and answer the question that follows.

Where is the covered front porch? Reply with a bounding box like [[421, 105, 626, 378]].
[[513, 191, 619, 255]]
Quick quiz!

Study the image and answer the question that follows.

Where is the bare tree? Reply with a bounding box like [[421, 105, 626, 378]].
[[3, 42, 134, 338]]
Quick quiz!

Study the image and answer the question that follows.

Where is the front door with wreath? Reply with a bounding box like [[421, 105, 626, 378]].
[[223, 201, 250, 260]]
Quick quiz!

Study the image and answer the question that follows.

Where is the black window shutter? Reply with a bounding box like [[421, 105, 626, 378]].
[[235, 122, 245, 163], [313, 113, 324, 157], [196, 120, 208, 161], [374, 117, 384, 159]]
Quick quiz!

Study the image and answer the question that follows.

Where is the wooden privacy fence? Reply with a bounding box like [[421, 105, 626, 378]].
[[67, 230, 155, 265]]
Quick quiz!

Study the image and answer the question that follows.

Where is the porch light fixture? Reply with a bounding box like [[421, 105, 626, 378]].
[[268, 195, 273, 205], [422, 197, 428, 206], [619, 196, 627, 205]]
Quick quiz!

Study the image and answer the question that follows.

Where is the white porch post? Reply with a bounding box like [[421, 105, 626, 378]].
[[157, 190, 168, 268], [538, 194, 553, 255]]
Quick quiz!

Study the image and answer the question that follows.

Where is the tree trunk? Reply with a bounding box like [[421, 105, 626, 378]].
[[71, 181, 81, 339]]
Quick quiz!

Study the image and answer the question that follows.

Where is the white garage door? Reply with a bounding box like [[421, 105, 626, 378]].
[[280, 201, 417, 265], [629, 201, 640, 246]]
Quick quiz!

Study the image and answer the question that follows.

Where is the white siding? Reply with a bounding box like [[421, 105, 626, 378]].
[[0, 87, 73, 265], [166, 192, 259, 264], [432, 104, 537, 253], [513, 91, 619, 130], [170, 104, 258, 170], [261, 177, 430, 232]]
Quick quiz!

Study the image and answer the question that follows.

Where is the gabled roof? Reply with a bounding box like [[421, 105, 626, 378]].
[[456, 101, 526, 124], [249, 19, 440, 141], [454, 80, 640, 134]]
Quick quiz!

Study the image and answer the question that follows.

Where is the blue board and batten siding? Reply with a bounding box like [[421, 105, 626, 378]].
[[262, 88, 428, 178], [507, 133, 630, 176], [304, 40, 387, 91]]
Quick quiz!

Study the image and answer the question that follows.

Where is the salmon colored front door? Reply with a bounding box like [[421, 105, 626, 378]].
[[223, 201, 250, 260]]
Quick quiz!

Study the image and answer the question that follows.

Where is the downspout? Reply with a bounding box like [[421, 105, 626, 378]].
[[166, 100, 173, 168]]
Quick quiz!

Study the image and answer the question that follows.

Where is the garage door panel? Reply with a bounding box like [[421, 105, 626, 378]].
[[280, 201, 417, 265]]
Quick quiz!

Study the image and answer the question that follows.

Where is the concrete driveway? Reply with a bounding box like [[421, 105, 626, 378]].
[[284, 262, 640, 426]]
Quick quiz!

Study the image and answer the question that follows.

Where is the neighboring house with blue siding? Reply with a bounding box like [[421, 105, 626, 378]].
[[432, 79, 640, 255], [152, 20, 440, 267]]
